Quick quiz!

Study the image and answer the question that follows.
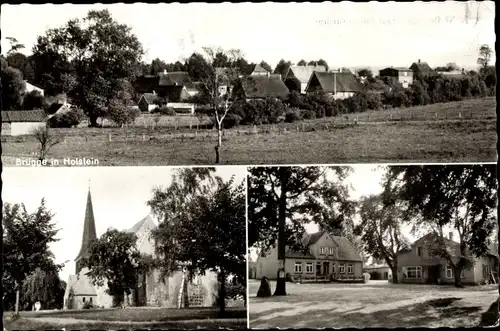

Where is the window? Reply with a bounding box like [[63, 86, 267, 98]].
[[417, 247, 422, 257], [305, 263, 314, 273], [90, 297, 93, 303], [83, 297, 86, 303], [446, 266, 453, 278], [329, 247, 335, 254], [294, 262, 302, 273], [320, 247, 326, 254], [404, 71, 408, 76], [404, 266, 422, 279], [347, 264, 354, 274], [339, 264, 345, 273]]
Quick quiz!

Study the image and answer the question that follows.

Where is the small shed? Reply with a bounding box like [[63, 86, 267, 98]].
[[1, 109, 48, 136]]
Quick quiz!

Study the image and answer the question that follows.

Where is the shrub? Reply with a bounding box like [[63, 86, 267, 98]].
[[284, 108, 302, 123], [222, 113, 242, 129], [300, 108, 316, 120], [48, 109, 85, 128], [154, 106, 177, 116], [242, 98, 286, 125], [106, 101, 140, 127]]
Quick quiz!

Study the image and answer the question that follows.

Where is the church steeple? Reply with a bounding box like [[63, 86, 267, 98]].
[[75, 185, 97, 274]]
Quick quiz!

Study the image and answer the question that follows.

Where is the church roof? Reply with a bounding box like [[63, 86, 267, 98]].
[[75, 190, 97, 263], [128, 214, 157, 234]]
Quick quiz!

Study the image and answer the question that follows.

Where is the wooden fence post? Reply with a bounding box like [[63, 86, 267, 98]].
[[108, 134, 112, 142]]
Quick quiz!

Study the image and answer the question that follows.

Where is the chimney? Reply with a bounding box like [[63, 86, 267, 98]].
[[448, 232, 453, 241]]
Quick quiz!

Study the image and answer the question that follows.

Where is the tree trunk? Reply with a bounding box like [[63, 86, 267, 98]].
[[390, 266, 399, 284], [15, 283, 20, 315], [89, 115, 99, 128], [183, 274, 189, 308], [274, 168, 288, 296], [454, 266, 463, 288], [215, 123, 222, 164], [219, 270, 226, 316]]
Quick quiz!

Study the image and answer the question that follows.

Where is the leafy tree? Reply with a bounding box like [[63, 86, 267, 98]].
[[317, 59, 329, 71], [382, 164, 497, 287], [259, 61, 272, 73], [213, 52, 231, 68], [273, 59, 291, 79], [84, 228, 145, 307], [307, 60, 318, 66], [191, 47, 244, 164], [6, 36, 25, 55], [357, 68, 374, 80], [248, 166, 355, 295], [23, 90, 45, 110], [1, 66, 26, 110], [186, 52, 212, 81], [148, 168, 246, 314], [297, 59, 307, 66], [32, 9, 144, 126], [1, 55, 8, 70], [3, 199, 60, 314], [355, 194, 410, 284], [105, 79, 138, 127], [150, 58, 168, 75], [22, 268, 65, 310], [477, 44, 492, 69]]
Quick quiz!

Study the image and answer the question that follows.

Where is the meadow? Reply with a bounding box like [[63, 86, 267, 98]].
[[2, 97, 496, 166]]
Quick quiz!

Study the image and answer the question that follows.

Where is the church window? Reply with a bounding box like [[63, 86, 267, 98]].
[[90, 297, 93, 303], [83, 297, 86, 302]]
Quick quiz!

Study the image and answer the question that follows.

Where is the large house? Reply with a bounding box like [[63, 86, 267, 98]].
[[378, 67, 414, 88], [283, 65, 327, 94], [63, 188, 218, 309], [305, 71, 363, 99], [409, 59, 437, 77], [255, 230, 364, 281], [240, 75, 289, 101], [396, 232, 499, 285], [1, 110, 47, 136]]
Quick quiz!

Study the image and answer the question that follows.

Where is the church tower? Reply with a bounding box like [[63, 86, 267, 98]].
[[75, 187, 97, 274]]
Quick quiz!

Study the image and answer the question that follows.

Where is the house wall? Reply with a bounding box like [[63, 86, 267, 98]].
[[288, 259, 363, 278], [1, 123, 11, 135], [256, 245, 280, 279], [10, 122, 46, 136], [325, 92, 356, 100], [71, 295, 98, 309], [397, 72, 414, 88], [167, 102, 195, 115]]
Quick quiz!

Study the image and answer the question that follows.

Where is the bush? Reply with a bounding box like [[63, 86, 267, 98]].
[[107, 101, 140, 127], [154, 106, 177, 116], [242, 98, 286, 125], [48, 109, 85, 128], [284, 108, 302, 123], [222, 113, 242, 129], [300, 108, 316, 120]]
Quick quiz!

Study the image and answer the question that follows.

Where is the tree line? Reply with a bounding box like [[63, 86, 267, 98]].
[[248, 164, 497, 296], [3, 168, 245, 315]]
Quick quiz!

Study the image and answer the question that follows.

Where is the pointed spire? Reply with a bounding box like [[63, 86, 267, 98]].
[[75, 186, 98, 274]]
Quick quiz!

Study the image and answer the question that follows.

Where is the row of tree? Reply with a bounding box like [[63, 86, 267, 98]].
[[3, 168, 245, 315], [249, 164, 497, 296]]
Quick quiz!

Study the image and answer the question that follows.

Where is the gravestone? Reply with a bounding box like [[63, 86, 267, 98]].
[[256, 277, 272, 297]]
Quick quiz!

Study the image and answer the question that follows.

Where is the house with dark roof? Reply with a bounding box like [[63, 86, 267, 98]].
[[409, 59, 437, 77], [240, 75, 289, 100], [255, 230, 363, 281], [305, 71, 363, 99], [1, 109, 47, 136], [138, 92, 160, 113], [396, 232, 499, 285], [379, 67, 414, 88], [283, 65, 327, 94]]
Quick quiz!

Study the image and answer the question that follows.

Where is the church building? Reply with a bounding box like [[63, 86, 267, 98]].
[[63, 187, 218, 309]]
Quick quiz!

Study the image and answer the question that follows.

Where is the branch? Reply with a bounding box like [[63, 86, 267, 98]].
[[287, 167, 328, 200]]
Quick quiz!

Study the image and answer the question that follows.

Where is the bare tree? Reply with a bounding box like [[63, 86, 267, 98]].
[[197, 47, 243, 164], [32, 124, 61, 162]]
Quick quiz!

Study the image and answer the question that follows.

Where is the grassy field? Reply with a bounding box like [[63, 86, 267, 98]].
[[248, 279, 498, 328], [2, 98, 496, 165], [3, 307, 247, 330]]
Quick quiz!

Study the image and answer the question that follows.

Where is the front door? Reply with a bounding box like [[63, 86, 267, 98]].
[[323, 262, 330, 276], [428, 265, 440, 284], [316, 263, 321, 276]]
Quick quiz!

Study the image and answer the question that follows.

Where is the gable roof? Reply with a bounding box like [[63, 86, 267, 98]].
[[285, 65, 327, 84], [241, 76, 289, 99], [251, 63, 270, 74], [141, 93, 157, 104], [289, 231, 363, 262], [1, 109, 47, 123], [380, 67, 413, 73], [410, 61, 436, 74], [128, 214, 157, 234], [307, 72, 363, 93], [159, 72, 192, 87]]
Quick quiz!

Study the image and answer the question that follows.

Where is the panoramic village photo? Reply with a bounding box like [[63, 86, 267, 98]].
[[247, 164, 499, 328], [2, 166, 247, 330], [1, 1, 496, 166]]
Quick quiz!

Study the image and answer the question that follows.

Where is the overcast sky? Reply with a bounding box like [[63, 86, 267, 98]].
[[2, 166, 246, 283], [1, 2, 495, 70]]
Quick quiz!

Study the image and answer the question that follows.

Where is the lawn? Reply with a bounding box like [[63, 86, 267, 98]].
[[1, 97, 496, 166], [248, 279, 498, 328], [3, 307, 247, 330]]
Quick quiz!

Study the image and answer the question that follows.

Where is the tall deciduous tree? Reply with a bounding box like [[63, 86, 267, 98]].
[[84, 228, 145, 307], [383, 164, 497, 287], [297, 59, 307, 66], [273, 59, 291, 79], [148, 168, 246, 315], [355, 194, 410, 283], [150, 58, 168, 75], [32, 9, 144, 126], [317, 59, 329, 71], [259, 61, 272, 73], [477, 44, 492, 69], [3, 199, 60, 314], [1, 66, 26, 110], [22, 268, 65, 310], [6, 37, 25, 55], [192, 47, 244, 164], [248, 166, 354, 295]]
